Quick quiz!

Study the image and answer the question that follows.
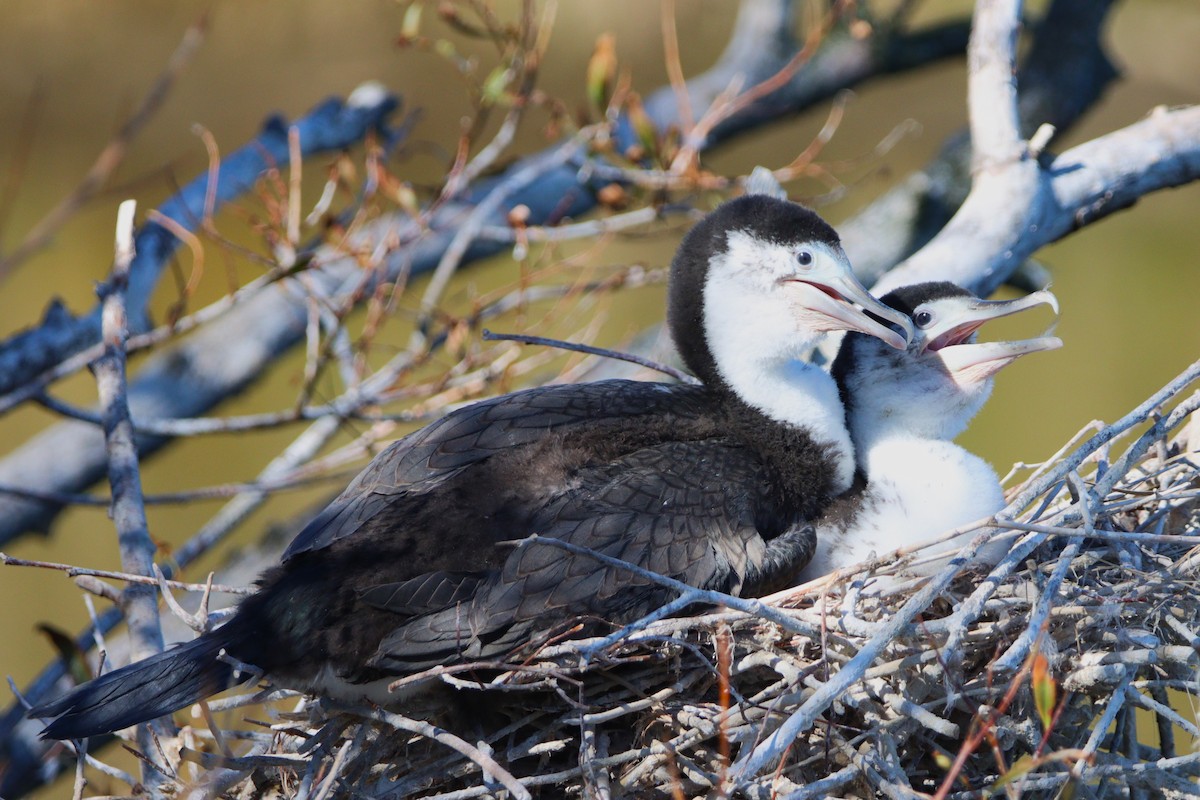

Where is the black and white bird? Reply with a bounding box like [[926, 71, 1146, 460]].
[[796, 281, 1060, 582], [31, 195, 913, 740]]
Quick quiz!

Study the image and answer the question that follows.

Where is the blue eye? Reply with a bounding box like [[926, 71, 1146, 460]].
[[796, 250, 814, 267], [914, 310, 934, 328]]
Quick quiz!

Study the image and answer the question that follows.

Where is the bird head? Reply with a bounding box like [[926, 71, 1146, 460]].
[[834, 281, 1061, 446], [668, 195, 913, 395]]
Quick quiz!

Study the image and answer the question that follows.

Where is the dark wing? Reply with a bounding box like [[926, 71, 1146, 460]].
[[366, 439, 779, 672], [283, 379, 708, 560], [358, 571, 490, 616]]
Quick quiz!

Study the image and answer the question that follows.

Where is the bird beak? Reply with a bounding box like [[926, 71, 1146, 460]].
[[785, 258, 913, 351], [925, 289, 1061, 383], [937, 336, 1063, 384]]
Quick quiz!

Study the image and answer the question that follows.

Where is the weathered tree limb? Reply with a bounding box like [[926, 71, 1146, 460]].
[[841, 0, 1120, 285], [874, 102, 1200, 295]]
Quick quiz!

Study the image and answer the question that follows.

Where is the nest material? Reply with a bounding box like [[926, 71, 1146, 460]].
[[84, 372, 1200, 799]]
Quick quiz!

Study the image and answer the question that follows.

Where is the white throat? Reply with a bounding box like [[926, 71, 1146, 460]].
[[702, 272, 855, 493]]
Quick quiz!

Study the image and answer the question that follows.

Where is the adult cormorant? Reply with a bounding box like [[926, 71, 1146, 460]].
[[32, 195, 913, 740]]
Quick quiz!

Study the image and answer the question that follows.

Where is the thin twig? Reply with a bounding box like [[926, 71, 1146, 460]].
[[482, 329, 694, 383], [0, 553, 252, 595], [0, 17, 208, 277]]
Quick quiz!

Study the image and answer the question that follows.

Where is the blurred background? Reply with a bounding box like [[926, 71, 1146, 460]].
[[0, 0, 1198, 760]]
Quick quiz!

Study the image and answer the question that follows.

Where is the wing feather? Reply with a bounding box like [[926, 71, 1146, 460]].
[[283, 380, 709, 560], [368, 439, 777, 673]]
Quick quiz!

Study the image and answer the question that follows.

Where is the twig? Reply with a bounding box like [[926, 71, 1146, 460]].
[[0, 16, 208, 278], [661, 0, 693, 132], [482, 329, 694, 383], [0, 553, 252, 595], [352, 705, 532, 800], [476, 204, 663, 244]]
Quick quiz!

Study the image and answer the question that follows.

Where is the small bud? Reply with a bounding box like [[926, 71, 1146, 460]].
[[507, 204, 531, 227], [849, 19, 872, 39], [597, 183, 627, 209]]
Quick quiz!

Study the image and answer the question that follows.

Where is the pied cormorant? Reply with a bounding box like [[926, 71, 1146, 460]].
[[32, 195, 913, 739]]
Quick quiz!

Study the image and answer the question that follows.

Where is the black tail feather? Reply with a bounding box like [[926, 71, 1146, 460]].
[[30, 633, 237, 740]]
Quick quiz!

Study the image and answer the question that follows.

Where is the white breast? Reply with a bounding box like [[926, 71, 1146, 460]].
[[799, 438, 1007, 582]]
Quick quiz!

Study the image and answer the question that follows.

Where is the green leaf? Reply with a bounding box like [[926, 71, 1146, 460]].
[[988, 754, 1037, 793], [1032, 652, 1056, 732]]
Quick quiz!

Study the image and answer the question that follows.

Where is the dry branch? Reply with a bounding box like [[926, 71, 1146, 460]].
[[91, 201, 175, 786]]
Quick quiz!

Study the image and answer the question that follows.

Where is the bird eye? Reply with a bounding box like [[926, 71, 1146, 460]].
[[914, 310, 934, 328], [796, 249, 814, 268]]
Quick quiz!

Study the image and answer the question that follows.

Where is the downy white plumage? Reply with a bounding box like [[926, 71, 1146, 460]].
[[798, 282, 1061, 582]]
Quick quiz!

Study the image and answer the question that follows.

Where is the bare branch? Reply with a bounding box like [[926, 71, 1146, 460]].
[[0, 553, 251, 597], [875, 104, 1200, 295], [92, 200, 173, 781]]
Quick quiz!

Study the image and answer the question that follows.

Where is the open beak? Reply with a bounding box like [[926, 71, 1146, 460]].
[[786, 262, 913, 351], [937, 336, 1063, 384], [926, 289, 1061, 384], [921, 289, 1059, 354]]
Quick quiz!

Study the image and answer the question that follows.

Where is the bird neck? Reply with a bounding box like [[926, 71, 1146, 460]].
[[847, 399, 977, 466], [719, 357, 856, 495]]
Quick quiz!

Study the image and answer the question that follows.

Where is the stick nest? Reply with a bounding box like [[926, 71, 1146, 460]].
[[86, 374, 1200, 799]]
